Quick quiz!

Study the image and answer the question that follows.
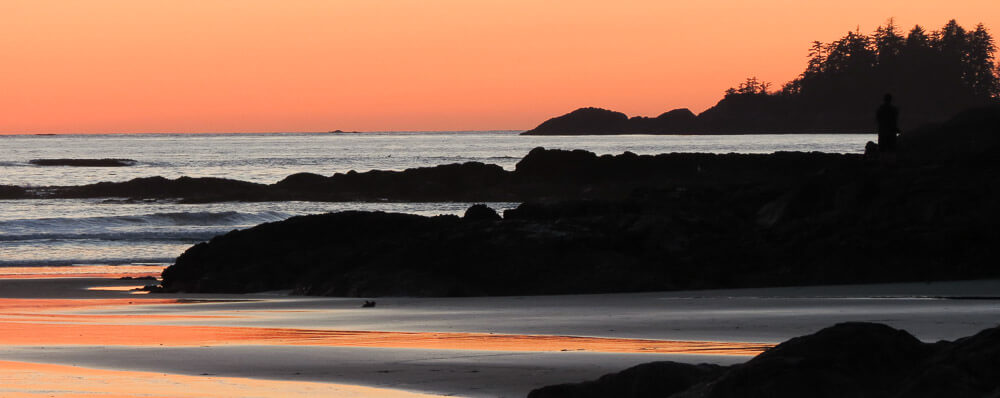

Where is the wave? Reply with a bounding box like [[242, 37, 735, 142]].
[[0, 258, 175, 267], [0, 211, 291, 239], [0, 231, 222, 242]]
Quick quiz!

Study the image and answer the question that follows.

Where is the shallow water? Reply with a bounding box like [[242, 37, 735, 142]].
[[0, 200, 517, 266], [0, 131, 872, 186], [0, 131, 871, 267]]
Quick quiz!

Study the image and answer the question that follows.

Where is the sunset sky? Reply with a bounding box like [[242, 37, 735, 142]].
[[2, 1, 998, 134]]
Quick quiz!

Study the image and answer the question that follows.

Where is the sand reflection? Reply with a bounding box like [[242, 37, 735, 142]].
[[0, 320, 770, 355], [0, 296, 772, 355], [87, 284, 150, 294], [0, 360, 442, 398], [0, 265, 164, 279]]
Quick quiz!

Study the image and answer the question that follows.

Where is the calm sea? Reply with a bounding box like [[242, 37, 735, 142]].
[[0, 131, 872, 267]]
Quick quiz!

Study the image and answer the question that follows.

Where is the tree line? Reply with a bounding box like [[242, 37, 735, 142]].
[[712, 19, 999, 131]]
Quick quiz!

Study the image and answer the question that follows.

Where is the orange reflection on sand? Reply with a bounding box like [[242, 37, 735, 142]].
[[0, 321, 771, 355], [0, 297, 772, 354], [0, 298, 179, 312], [86, 285, 150, 294], [0, 265, 164, 279], [0, 360, 441, 398], [0, 298, 235, 323]]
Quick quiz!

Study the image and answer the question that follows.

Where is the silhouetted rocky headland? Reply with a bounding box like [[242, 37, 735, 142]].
[[155, 106, 1000, 296], [528, 322, 1000, 398], [524, 20, 1000, 135]]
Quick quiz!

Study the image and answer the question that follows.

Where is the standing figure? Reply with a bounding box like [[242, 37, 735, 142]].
[[876, 94, 900, 153]]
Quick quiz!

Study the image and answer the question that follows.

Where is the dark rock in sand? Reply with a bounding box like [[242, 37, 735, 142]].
[[30, 158, 137, 167], [161, 208, 670, 296], [528, 361, 726, 398], [530, 322, 1000, 398]]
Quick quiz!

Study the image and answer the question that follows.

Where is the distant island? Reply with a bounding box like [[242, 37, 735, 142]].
[[524, 20, 1000, 135]]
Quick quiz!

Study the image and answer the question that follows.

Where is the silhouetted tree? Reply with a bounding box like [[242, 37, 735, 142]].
[[726, 76, 771, 96], [874, 18, 905, 65], [905, 25, 930, 48], [966, 24, 998, 99], [715, 19, 999, 130]]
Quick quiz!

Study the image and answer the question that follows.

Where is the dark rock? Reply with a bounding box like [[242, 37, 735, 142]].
[[118, 275, 157, 280], [531, 323, 1000, 398], [0, 185, 28, 199], [156, 107, 1000, 296], [50, 176, 269, 202], [29, 158, 137, 167], [685, 323, 931, 398], [900, 105, 1000, 160], [528, 361, 726, 398], [864, 140, 879, 161], [463, 204, 501, 222]]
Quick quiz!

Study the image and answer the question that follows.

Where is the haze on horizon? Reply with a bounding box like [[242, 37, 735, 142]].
[[2, 0, 998, 134]]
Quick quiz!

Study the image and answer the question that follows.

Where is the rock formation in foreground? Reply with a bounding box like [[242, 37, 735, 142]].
[[528, 322, 1000, 398], [156, 107, 998, 296], [153, 106, 1000, 296]]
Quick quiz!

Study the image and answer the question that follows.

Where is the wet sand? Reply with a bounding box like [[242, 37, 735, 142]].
[[0, 360, 440, 398], [1, 268, 998, 397]]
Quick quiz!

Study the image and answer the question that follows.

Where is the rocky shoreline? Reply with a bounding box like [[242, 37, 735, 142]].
[[1, 149, 858, 203], [153, 108, 1000, 296], [528, 322, 1000, 398]]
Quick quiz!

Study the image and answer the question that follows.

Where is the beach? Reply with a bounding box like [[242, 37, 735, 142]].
[[2, 267, 998, 397]]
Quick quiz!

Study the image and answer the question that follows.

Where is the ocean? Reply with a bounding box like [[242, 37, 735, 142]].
[[0, 131, 872, 267]]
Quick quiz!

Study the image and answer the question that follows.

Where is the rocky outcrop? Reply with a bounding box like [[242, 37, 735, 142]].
[[0, 185, 28, 199], [29, 158, 137, 167], [529, 362, 726, 398], [24, 149, 858, 203], [271, 161, 511, 201], [150, 107, 1000, 296], [528, 322, 1000, 398], [52, 176, 270, 202]]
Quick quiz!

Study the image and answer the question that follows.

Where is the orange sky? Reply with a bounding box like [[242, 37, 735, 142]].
[[1, 0, 998, 133]]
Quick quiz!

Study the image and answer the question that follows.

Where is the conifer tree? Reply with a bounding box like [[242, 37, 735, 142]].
[[965, 24, 998, 99]]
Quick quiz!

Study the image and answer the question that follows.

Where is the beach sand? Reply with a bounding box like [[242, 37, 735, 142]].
[[1, 269, 998, 397]]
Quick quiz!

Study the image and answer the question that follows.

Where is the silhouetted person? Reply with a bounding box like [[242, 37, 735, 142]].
[[877, 94, 900, 154]]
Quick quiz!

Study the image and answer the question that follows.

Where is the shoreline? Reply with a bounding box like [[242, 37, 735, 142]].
[[2, 273, 1000, 397]]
